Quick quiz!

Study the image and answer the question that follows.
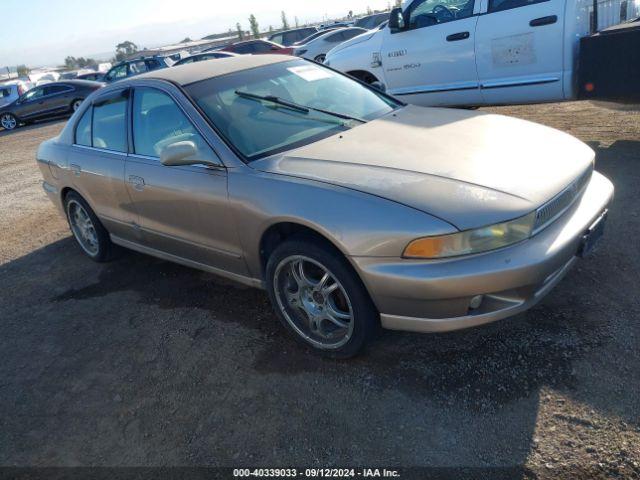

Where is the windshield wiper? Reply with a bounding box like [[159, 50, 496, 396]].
[[234, 90, 366, 123]]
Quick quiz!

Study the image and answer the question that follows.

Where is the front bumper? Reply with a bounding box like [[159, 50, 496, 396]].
[[352, 171, 614, 333]]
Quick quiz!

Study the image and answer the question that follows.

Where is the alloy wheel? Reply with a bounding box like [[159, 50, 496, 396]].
[[67, 200, 99, 256], [1, 114, 17, 130], [273, 255, 354, 349]]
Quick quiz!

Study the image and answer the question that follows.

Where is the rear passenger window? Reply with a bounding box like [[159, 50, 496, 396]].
[[489, 0, 547, 12], [132, 88, 215, 161], [75, 107, 92, 146], [92, 95, 127, 152]]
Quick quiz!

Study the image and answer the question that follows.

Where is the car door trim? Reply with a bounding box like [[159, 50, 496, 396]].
[[480, 76, 560, 89], [391, 81, 480, 95], [110, 235, 261, 288]]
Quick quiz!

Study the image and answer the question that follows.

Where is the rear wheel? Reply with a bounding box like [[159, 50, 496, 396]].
[[1, 113, 18, 130], [64, 191, 114, 262], [314, 54, 326, 63], [266, 237, 379, 358], [71, 99, 84, 112]]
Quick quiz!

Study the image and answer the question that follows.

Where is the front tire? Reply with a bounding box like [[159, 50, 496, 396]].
[[64, 191, 114, 262], [265, 237, 379, 358], [1, 113, 18, 130]]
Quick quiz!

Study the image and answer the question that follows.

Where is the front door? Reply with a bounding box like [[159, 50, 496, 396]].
[[16, 86, 47, 119], [474, 0, 565, 104], [125, 86, 246, 275], [381, 0, 482, 106]]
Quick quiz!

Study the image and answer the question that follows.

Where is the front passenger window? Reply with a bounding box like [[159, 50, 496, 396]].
[[132, 88, 215, 162]]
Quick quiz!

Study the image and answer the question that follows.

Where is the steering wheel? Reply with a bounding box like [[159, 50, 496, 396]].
[[432, 4, 455, 20]]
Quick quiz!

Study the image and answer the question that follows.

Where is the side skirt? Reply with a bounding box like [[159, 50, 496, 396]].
[[110, 235, 265, 290]]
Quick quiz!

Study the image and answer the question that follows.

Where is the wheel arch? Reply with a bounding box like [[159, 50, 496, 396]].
[[258, 221, 354, 280]]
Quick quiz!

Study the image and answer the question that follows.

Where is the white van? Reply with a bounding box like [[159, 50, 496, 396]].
[[324, 0, 638, 106]]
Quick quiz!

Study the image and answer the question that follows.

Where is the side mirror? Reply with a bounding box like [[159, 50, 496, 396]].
[[160, 141, 219, 167], [388, 7, 406, 31]]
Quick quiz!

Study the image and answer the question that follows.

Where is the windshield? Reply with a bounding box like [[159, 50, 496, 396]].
[[185, 60, 399, 160]]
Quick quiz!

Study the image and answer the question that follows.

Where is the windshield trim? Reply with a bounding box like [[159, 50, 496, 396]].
[[181, 59, 403, 164]]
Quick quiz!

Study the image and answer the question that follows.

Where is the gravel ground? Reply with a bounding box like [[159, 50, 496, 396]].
[[0, 103, 638, 479]]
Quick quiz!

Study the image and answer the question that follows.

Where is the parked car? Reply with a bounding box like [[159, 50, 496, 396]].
[[354, 12, 390, 29], [103, 56, 172, 83], [325, 0, 638, 106], [269, 27, 318, 46], [222, 39, 294, 55], [36, 55, 613, 357], [0, 80, 31, 108], [77, 71, 105, 82], [0, 80, 103, 131], [293, 27, 341, 46], [173, 51, 238, 66], [294, 27, 368, 63]]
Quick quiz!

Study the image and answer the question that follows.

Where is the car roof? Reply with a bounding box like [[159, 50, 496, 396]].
[[136, 54, 293, 86]]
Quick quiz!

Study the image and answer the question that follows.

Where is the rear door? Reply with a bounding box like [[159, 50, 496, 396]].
[[125, 86, 245, 274], [381, 0, 482, 106], [42, 84, 74, 115], [66, 89, 140, 242], [475, 0, 565, 104]]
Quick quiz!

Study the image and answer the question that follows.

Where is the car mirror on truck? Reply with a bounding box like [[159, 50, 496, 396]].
[[388, 7, 405, 31]]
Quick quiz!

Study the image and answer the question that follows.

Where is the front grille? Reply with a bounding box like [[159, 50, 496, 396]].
[[533, 167, 593, 233]]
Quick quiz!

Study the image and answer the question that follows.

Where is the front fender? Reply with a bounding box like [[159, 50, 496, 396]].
[[228, 169, 457, 279]]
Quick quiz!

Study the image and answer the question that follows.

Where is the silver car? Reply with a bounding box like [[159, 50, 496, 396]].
[[36, 55, 613, 357]]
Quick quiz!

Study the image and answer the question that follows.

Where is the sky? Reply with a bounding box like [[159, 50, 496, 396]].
[[0, 0, 391, 67]]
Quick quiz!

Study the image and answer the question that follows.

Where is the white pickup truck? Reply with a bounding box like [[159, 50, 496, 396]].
[[324, 0, 639, 106]]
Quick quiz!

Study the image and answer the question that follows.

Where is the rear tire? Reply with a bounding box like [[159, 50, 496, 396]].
[[71, 99, 84, 112], [64, 191, 114, 262], [265, 237, 379, 358]]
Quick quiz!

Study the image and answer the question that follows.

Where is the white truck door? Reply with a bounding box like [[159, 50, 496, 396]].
[[475, 0, 566, 104], [381, 0, 482, 106]]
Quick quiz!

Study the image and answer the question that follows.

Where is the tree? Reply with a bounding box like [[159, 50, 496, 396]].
[[17, 65, 30, 77], [115, 41, 138, 62], [63, 56, 98, 70], [366, 6, 373, 14], [268, 25, 274, 33], [281, 11, 289, 30], [294, 16, 300, 27], [180, 37, 192, 43], [249, 14, 260, 38], [236, 22, 244, 40]]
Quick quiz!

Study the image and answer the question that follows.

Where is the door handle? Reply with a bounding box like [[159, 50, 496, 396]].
[[127, 175, 145, 191], [530, 15, 557, 27], [70, 163, 81, 176], [446, 31, 470, 41]]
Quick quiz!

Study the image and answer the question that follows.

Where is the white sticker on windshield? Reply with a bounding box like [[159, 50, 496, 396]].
[[287, 65, 332, 81]]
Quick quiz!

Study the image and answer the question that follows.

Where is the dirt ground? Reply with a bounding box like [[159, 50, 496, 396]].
[[0, 103, 638, 479]]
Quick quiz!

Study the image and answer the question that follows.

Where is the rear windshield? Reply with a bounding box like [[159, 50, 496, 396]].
[[185, 60, 398, 161]]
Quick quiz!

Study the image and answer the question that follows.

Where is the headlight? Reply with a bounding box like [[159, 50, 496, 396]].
[[403, 212, 536, 259]]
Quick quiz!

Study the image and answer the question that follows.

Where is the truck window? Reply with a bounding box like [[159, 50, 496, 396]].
[[489, 0, 548, 13], [407, 0, 475, 28]]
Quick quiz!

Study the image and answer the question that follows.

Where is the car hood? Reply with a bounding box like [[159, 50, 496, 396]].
[[251, 106, 594, 231], [326, 29, 380, 56]]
